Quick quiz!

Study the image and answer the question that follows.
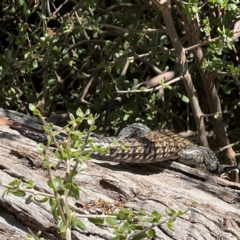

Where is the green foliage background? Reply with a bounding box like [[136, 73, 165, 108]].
[[0, 0, 240, 139]]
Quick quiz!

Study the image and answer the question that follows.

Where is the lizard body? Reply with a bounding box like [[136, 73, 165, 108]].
[[90, 123, 219, 172]]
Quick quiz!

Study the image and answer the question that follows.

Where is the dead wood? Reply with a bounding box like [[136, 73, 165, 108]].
[[0, 121, 240, 240]]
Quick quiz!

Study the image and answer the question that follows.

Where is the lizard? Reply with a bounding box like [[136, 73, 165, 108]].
[[0, 116, 238, 174], [89, 123, 220, 173]]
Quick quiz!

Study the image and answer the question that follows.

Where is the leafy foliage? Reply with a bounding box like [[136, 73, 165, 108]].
[[0, 0, 239, 137]]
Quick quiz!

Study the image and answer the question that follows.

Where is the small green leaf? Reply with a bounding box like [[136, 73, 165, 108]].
[[43, 157, 50, 168], [138, 216, 153, 222], [181, 95, 189, 103], [76, 108, 84, 118], [118, 210, 126, 220], [87, 114, 94, 125], [59, 224, 68, 233], [9, 179, 21, 187], [88, 218, 104, 225], [9, 189, 26, 197], [69, 183, 80, 200], [54, 176, 63, 188], [90, 125, 97, 131], [47, 135, 52, 146], [106, 217, 120, 226], [52, 208, 59, 221], [47, 180, 56, 191], [33, 109, 40, 116], [32, 59, 38, 68], [113, 139, 119, 145], [34, 196, 49, 203], [76, 219, 86, 230], [148, 229, 156, 237], [21, 182, 33, 189], [25, 195, 33, 204], [228, 3, 237, 11], [167, 221, 175, 231], [137, 209, 147, 215], [222, 85, 231, 94], [55, 151, 62, 159], [29, 104, 36, 111], [177, 210, 184, 216], [52, 131, 60, 136], [152, 210, 161, 221], [122, 222, 130, 234], [80, 162, 88, 171]]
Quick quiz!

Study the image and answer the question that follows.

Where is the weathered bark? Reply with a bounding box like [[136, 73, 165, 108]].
[[0, 112, 240, 239]]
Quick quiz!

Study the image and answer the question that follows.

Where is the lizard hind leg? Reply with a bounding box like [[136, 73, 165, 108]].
[[178, 145, 219, 173], [118, 123, 151, 139]]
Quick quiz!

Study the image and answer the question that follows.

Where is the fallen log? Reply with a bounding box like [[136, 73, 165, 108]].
[[0, 110, 239, 240]]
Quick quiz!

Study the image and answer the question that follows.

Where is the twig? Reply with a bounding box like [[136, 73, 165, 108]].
[[115, 76, 182, 93], [218, 140, 240, 153]]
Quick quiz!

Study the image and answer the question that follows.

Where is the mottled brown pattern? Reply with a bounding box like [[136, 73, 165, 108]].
[[90, 130, 193, 163]]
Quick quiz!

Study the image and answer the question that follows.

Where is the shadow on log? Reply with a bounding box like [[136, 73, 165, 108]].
[[0, 109, 240, 239]]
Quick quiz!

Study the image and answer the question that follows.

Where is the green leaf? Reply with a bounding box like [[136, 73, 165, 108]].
[[106, 217, 120, 226], [9, 179, 21, 187], [132, 233, 148, 240], [88, 218, 104, 225], [52, 208, 59, 221], [27, 180, 34, 188], [33, 109, 40, 116], [90, 125, 97, 131], [21, 182, 33, 189], [222, 85, 231, 94], [32, 59, 38, 68], [34, 196, 49, 203], [152, 210, 161, 222], [69, 183, 80, 200], [181, 95, 189, 103], [55, 151, 62, 159], [59, 224, 68, 233], [76, 108, 84, 118], [160, 35, 168, 45], [122, 222, 130, 234], [118, 210, 126, 220], [76, 219, 86, 230], [177, 210, 184, 216], [47, 180, 56, 191], [167, 221, 175, 231], [29, 104, 36, 111], [138, 216, 153, 222], [148, 229, 156, 237], [43, 157, 50, 168], [9, 189, 26, 197], [80, 162, 89, 171], [54, 176, 63, 188], [87, 114, 94, 125], [234, 78, 240, 86], [137, 208, 147, 215], [112, 139, 119, 145], [52, 131, 60, 136], [228, 3, 237, 11], [25, 195, 33, 204]]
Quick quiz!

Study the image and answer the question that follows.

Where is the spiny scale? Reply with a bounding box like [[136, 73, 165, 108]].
[[90, 130, 193, 163]]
